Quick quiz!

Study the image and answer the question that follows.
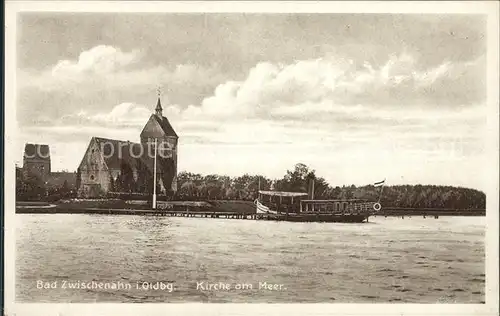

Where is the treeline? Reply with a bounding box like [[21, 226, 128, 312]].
[[176, 163, 486, 210], [16, 162, 486, 210], [16, 169, 75, 201]]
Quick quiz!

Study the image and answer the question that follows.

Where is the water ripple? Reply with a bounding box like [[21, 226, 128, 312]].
[[15, 215, 485, 303]]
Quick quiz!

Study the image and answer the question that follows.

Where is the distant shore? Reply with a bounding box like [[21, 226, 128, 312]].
[[15, 200, 485, 216]]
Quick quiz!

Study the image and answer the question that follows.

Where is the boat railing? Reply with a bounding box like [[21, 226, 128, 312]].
[[299, 199, 381, 215]]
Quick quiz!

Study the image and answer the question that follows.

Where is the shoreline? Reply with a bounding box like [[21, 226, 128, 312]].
[[15, 200, 485, 217]]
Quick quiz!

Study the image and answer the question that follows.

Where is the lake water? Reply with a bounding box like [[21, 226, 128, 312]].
[[15, 214, 485, 303]]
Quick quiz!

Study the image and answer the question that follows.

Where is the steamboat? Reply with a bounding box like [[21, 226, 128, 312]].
[[254, 190, 381, 223]]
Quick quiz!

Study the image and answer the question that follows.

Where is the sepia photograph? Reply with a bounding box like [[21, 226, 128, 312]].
[[3, 1, 499, 316]]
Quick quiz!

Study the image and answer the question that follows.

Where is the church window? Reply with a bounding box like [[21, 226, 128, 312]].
[[90, 175, 95, 181]]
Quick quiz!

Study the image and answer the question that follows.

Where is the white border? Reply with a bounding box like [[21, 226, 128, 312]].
[[4, 2, 499, 316]]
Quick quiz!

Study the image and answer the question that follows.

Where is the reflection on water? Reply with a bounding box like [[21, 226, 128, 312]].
[[16, 214, 485, 303]]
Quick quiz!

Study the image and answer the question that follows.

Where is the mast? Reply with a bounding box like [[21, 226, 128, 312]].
[[311, 179, 315, 200], [152, 138, 157, 209], [257, 176, 261, 201]]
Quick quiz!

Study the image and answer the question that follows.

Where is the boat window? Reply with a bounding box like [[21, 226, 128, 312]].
[[343, 202, 348, 211]]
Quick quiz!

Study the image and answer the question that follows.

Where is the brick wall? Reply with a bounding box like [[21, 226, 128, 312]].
[[78, 139, 111, 197]]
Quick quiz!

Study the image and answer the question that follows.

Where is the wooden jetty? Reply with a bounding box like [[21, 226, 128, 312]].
[[15, 206, 281, 220], [380, 208, 485, 217], [15, 206, 369, 222]]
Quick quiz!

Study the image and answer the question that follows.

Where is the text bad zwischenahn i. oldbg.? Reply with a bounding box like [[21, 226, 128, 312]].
[[36, 280, 287, 292]]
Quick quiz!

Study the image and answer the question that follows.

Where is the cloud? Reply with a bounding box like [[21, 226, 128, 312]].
[[16, 45, 233, 130], [18, 45, 485, 130], [18, 45, 228, 112], [91, 102, 151, 124], [190, 52, 485, 123], [30, 49, 486, 150], [47, 101, 216, 138], [51, 45, 140, 77], [56, 102, 173, 128]]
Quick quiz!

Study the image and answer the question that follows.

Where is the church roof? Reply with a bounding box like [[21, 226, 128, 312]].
[[91, 137, 172, 173], [94, 137, 142, 170], [152, 114, 178, 138]]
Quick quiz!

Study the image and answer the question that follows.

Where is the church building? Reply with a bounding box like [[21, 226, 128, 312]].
[[22, 143, 51, 183], [76, 95, 178, 198]]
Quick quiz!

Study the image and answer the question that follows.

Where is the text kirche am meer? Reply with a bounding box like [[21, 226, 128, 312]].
[[36, 280, 287, 292]]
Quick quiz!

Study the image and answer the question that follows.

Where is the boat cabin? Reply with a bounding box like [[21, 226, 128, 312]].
[[257, 190, 380, 215], [258, 190, 308, 214]]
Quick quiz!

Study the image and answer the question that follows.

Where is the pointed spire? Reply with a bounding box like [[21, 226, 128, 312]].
[[155, 86, 163, 117]]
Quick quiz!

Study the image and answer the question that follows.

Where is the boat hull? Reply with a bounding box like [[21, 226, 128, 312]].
[[255, 199, 278, 214], [258, 213, 369, 223]]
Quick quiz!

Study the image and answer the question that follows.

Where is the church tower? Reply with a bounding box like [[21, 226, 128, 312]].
[[155, 94, 163, 117], [140, 90, 178, 193]]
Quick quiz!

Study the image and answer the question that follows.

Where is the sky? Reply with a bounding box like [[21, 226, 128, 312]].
[[16, 13, 488, 190]]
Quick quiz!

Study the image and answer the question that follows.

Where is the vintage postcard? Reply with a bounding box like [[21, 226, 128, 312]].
[[3, 1, 499, 316]]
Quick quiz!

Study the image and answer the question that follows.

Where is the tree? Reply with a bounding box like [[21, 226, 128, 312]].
[[168, 163, 486, 210], [118, 160, 136, 193], [62, 180, 70, 194], [19, 172, 46, 201], [282, 163, 312, 192], [179, 180, 196, 197], [109, 175, 115, 192], [76, 168, 82, 191]]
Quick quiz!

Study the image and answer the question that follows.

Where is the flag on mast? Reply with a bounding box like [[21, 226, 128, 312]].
[[375, 179, 386, 202]]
